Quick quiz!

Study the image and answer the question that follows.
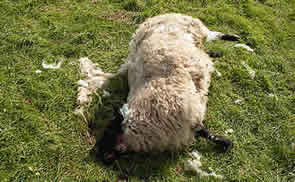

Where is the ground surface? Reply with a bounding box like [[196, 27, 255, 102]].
[[0, 0, 295, 181]]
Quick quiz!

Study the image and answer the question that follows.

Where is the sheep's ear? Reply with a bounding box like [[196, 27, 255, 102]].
[[115, 142, 128, 154]]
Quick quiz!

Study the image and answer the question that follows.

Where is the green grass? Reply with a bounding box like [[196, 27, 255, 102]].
[[0, 0, 294, 181]]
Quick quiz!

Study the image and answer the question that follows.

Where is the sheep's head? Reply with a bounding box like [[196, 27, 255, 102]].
[[97, 108, 129, 165], [100, 134, 129, 165]]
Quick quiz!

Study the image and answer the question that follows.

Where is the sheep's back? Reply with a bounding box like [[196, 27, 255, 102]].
[[122, 77, 197, 152]]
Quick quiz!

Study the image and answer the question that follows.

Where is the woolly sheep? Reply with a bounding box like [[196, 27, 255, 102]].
[[97, 13, 239, 164]]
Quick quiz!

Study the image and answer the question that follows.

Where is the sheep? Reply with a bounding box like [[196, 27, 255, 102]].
[[97, 13, 239, 164]]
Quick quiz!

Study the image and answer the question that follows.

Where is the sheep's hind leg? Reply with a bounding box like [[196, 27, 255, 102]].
[[206, 31, 240, 42], [220, 34, 240, 41], [194, 125, 233, 152], [205, 31, 240, 58]]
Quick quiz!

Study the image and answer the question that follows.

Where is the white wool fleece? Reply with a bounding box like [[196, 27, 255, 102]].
[[118, 13, 215, 152]]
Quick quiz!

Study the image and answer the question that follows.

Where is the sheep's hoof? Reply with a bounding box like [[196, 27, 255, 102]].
[[208, 50, 223, 58], [221, 34, 240, 41], [211, 136, 233, 152]]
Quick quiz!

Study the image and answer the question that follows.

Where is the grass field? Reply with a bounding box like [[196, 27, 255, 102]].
[[0, 0, 295, 181]]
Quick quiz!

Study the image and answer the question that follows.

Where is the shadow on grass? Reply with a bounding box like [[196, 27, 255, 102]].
[[89, 149, 185, 180]]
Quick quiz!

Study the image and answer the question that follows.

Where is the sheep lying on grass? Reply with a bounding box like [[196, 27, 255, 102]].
[[96, 13, 240, 164]]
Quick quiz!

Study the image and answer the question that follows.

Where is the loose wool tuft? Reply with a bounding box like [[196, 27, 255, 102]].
[[119, 13, 215, 152]]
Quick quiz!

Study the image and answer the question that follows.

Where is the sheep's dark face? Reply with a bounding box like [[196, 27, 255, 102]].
[[97, 109, 128, 165]]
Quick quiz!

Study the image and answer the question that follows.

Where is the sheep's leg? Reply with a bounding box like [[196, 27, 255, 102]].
[[206, 31, 240, 42], [205, 32, 240, 58], [220, 33, 240, 41], [193, 18, 239, 42], [95, 62, 129, 90], [194, 125, 233, 152]]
